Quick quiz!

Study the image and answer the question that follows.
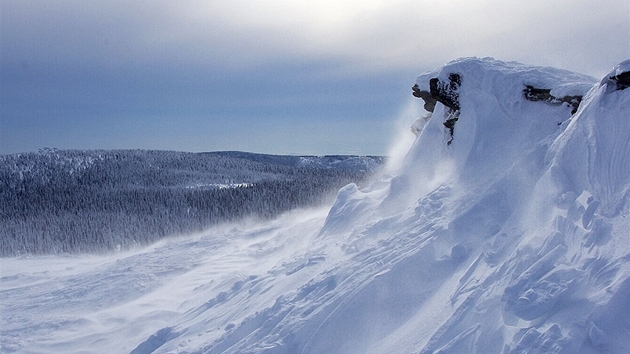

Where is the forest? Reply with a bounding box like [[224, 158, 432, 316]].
[[0, 149, 384, 256]]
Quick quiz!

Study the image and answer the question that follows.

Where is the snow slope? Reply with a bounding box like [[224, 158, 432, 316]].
[[1, 57, 629, 353]]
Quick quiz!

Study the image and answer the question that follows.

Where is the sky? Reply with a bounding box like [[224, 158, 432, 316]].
[[1, 0, 629, 156]]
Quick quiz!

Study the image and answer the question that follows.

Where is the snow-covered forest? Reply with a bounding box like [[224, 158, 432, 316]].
[[0, 150, 383, 256]]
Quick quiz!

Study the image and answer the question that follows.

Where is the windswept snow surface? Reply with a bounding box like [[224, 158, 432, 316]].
[[2, 57, 629, 353]]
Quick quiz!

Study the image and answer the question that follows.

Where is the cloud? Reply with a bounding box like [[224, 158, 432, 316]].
[[166, 0, 628, 76], [3, 0, 627, 76]]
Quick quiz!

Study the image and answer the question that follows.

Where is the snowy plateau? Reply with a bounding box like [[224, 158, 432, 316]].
[[1, 57, 629, 354]]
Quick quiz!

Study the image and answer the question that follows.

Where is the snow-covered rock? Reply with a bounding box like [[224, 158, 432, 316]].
[[1, 58, 628, 354]]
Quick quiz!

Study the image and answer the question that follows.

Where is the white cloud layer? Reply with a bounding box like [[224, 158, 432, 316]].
[[174, 0, 630, 75], [5, 0, 628, 76]]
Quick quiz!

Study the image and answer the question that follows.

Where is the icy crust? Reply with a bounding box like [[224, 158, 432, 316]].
[[1, 58, 629, 354]]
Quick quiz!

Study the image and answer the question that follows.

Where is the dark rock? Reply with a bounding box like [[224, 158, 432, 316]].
[[412, 73, 462, 144], [412, 85, 437, 112], [523, 85, 554, 102], [443, 114, 459, 145], [523, 85, 583, 114], [608, 71, 630, 91], [412, 73, 461, 113], [430, 73, 461, 111]]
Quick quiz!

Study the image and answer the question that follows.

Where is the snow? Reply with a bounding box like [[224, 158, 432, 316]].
[[2, 57, 629, 353]]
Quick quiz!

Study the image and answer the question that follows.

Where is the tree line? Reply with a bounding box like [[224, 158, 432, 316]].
[[0, 149, 384, 256]]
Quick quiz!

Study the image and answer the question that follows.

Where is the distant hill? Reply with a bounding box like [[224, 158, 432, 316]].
[[0, 149, 384, 256]]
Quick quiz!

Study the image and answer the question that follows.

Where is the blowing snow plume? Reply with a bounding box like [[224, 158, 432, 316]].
[[2, 57, 629, 354]]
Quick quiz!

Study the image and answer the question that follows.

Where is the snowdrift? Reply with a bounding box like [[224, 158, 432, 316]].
[[2, 57, 629, 354]]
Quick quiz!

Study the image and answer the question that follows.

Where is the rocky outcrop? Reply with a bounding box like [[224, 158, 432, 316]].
[[523, 85, 583, 114], [430, 73, 461, 111], [412, 70, 592, 144], [442, 112, 459, 145], [607, 70, 630, 91], [412, 86, 438, 112], [412, 73, 461, 112], [412, 73, 461, 144]]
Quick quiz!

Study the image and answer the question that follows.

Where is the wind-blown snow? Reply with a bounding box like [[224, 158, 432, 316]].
[[2, 57, 629, 354]]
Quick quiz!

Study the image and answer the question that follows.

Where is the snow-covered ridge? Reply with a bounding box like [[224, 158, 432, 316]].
[[1, 58, 629, 353]]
